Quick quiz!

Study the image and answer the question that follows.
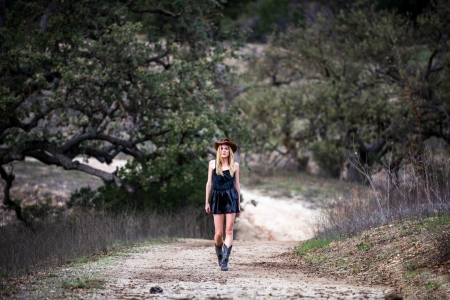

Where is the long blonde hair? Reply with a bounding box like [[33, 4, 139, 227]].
[[215, 145, 235, 176]]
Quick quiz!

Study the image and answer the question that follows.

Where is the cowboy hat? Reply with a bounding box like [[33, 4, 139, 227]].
[[214, 138, 237, 153]]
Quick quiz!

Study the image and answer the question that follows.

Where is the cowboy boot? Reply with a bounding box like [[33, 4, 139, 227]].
[[221, 244, 233, 271], [215, 244, 223, 266]]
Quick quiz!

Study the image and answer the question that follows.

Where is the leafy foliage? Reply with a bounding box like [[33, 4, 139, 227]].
[[237, 0, 450, 179], [0, 0, 246, 216]]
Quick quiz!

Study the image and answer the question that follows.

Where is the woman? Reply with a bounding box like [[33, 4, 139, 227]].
[[205, 138, 241, 271]]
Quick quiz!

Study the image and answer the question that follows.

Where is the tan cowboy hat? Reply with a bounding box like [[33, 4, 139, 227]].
[[214, 138, 237, 153]]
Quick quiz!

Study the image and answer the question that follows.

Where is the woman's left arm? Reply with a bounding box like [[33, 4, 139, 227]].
[[234, 162, 241, 216]]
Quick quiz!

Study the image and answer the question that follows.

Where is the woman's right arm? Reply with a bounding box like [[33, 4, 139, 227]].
[[205, 160, 215, 214]]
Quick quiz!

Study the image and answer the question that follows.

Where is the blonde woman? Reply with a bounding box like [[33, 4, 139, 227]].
[[205, 138, 240, 271]]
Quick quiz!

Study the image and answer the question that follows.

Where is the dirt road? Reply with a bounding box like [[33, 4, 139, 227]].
[[235, 188, 316, 241], [94, 188, 390, 299], [99, 239, 388, 299]]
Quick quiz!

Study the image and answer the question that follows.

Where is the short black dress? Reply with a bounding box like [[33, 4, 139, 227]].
[[211, 168, 240, 214]]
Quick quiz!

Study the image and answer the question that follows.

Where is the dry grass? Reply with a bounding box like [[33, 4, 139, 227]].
[[295, 216, 450, 299], [0, 207, 213, 297], [0, 158, 214, 298], [0, 159, 103, 224], [294, 148, 450, 298], [316, 149, 450, 239]]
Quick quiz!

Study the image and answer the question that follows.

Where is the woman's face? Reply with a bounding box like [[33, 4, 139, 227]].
[[220, 145, 230, 159]]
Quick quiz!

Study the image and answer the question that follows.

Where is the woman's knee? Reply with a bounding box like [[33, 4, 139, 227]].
[[225, 225, 234, 236], [214, 231, 223, 238]]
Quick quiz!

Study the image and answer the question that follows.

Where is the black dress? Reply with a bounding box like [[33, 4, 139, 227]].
[[211, 168, 240, 214]]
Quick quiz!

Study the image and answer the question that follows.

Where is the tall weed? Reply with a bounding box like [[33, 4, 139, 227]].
[[0, 207, 213, 278], [316, 148, 450, 239]]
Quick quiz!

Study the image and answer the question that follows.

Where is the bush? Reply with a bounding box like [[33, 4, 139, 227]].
[[309, 141, 344, 178], [68, 161, 207, 212]]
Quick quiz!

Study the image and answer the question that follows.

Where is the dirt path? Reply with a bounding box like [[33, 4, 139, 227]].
[[92, 188, 390, 299], [7, 158, 392, 299], [98, 239, 388, 299], [235, 188, 316, 241]]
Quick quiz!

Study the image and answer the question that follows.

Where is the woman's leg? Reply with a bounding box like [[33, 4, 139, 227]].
[[213, 214, 225, 246], [220, 213, 236, 271], [224, 213, 236, 247]]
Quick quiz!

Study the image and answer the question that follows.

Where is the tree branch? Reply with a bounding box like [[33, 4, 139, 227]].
[[40, 2, 58, 32], [62, 132, 144, 158]]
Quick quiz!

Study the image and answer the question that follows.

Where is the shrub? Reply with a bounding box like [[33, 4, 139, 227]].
[[309, 141, 344, 178]]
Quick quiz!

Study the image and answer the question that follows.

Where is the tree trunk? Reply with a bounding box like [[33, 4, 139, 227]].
[[346, 153, 367, 184], [0, 165, 28, 225]]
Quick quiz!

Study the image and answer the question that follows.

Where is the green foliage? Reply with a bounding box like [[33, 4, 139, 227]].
[[22, 198, 62, 222], [424, 281, 439, 291], [296, 237, 333, 255], [309, 141, 344, 178], [427, 214, 450, 228], [219, 0, 303, 41], [0, 0, 248, 212], [62, 277, 105, 290], [67, 188, 99, 211], [356, 242, 374, 251], [238, 0, 450, 178]]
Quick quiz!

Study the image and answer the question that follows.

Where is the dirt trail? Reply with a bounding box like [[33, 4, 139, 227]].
[[100, 240, 388, 299], [95, 187, 390, 299], [235, 188, 316, 241]]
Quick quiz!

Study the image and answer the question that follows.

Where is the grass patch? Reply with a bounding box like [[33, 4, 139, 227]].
[[337, 259, 347, 266], [62, 277, 105, 290], [296, 237, 333, 255], [427, 214, 450, 228], [405, 270, 421, 278], [424, 281, 439, 291], [356, 242, 374, 251]]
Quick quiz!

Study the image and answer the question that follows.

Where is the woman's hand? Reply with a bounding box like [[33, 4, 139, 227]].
[[205, 203, 211, 214], [236, 206, 241, 217]]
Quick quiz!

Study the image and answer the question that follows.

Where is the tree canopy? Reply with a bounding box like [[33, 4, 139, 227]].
[[0, 0, 246, 221], [237, 0, 450, 180]]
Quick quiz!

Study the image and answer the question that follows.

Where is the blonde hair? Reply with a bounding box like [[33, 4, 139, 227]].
[[215, 145, 235, 176]]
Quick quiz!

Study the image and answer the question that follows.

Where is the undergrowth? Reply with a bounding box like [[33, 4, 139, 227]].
[[296, 237, 333, 255], [314, 148, 450, 240], [0, 207, 213, 280]]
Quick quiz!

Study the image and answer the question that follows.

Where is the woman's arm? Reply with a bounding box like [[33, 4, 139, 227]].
[[234, 162, 241, 216], [205, 160, 215, 214]]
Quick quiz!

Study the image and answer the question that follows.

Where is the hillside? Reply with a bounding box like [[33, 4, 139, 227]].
[[294, 216, 450, 299]]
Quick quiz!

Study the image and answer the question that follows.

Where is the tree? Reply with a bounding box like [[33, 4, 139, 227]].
[[0, 0, 245, 221], [238, 0, 450, 180]]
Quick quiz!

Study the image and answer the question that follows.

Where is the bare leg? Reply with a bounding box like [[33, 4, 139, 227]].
[[224, 213, 236, 247], [213, 214, 224, 246]]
